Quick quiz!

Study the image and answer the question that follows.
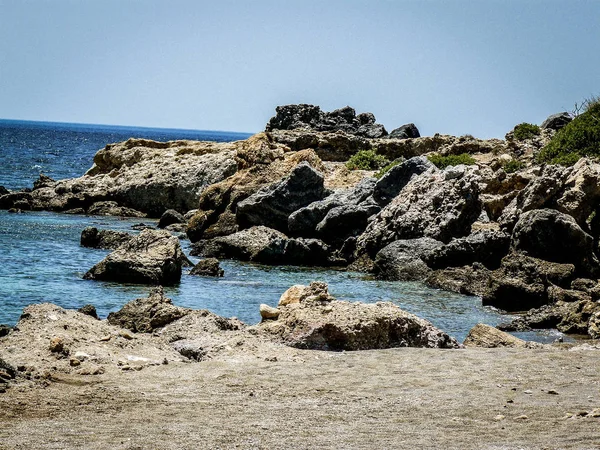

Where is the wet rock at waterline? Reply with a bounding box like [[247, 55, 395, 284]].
[[158, 209, 185, 229], [373, 238, 444, 281], [189, 258, 224, 277], [84, 229, 192, 285], [80, 227, 133, 250]]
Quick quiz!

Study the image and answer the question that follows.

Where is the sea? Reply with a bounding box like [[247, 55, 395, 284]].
[[0, 119, 564, 343]]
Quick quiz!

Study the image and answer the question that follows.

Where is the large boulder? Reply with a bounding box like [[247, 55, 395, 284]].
[[482, 253, 575, 311], [191, 226, 333, 266], [425, 230, 511, 270], [356, 166, 482, 258], [425, 264, 491, 297], [80, 227, 133, 250], [107, 287, 190, 333], [259, 282, 461, 350], [372, 156, 435, 205], [314, 200, 381, 245], [373, 238, 444, 281], [189, 258, 224, 277], [236, 162, 328, 232], [84, 229, 192, 285], [388, 123, 420, 139], [265, 104, 388, 138], [158, 209, 185, 229], [288, 177, 376, 237], [555, 159, 600, 226], [541, 112, 572, 131], [511, 209, 599, 276]]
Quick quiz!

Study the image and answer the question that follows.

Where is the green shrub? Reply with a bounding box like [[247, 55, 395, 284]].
[[427, 153, 476, 169], [374, 159, 403, 178], [502, 159, 525, 173], [346, 150, 390, 171], [537, 98, 600, 166], [513, 123, 541, 141]]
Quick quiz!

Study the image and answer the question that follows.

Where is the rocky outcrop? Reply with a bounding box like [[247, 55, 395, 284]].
[[80, 227, 133, 250], [288, 177, 376, 238], [372, 156, 435, 205], [425, 264, 491, 297], [84, 229, 192, 285], [158, 209, 185, 229], [259, 282, 461, 350], [388, 123, 420, 139], [482, 253, 575, 311], [192, 226, 334, 266], [425, 230, 510, 270], [463, 323, 527, 348], [265, 104, 388, 139], [356, 165, 482, 258], [189, 258, 224, 277], [541, 112, 572, 131], [107, 287, 190, 332], [373, 238, 443, 281], [511, 209, 599, 276], [86, 201, 147, 218], [236, 162, 328, 232]]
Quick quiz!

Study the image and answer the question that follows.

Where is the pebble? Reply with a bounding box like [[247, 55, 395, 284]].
[[99, 335, 111, 342], [494, 414, 505, 421], [547, 389, 559, 395], [48, 337, 64, 353], [515, 415, 529, 420], [590, 408, 600, 417], [523, 390, 533, 395], [69, 358, 81, 367], [119, 330, 134, 340]]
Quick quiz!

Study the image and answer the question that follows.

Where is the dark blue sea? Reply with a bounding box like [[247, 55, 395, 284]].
[[0, 120, 564, 343]]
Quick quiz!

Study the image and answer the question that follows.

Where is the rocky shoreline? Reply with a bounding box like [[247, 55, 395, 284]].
[[2, 104, 600, 389]]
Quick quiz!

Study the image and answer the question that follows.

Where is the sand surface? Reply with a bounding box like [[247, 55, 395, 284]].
[[2, 346, 600, 449]]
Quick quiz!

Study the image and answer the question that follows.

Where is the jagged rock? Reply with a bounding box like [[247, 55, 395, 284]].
[[356, 166, 482, 258], [80, 227, 133, 250], [373, 238, 444, 281], [77, 305, 99, 320], [107, 287, 190, 333], [541, 112, 572, 131], [425, 230, 510, 270], [158, 209, 185, 229], [557, 300, 600, 336], [555, 159, 600, 226], [463, 323, 527, 348], [87, 201, 146, 218], [278, 282, 335, 307], [192, 226, 334, 266], [0, 186, 9, 196], [315, 201, 381, 245], [259, 283, 460, 350], [236, 162, 328, 232], [588, 311, 600, 339], [482, 253, 575, 312], [265, 104, 388, 138], [189, 258, 224, 277], [0, 192, 32, 210], [372, 156, 435, 205], [511, 209, 599, 276], [192, 226, 288, 264], [0, 358, 17, 382], [131, 223, 155, 231], [388, 123, 420, 139], [32, 174, 55, 190], [84, 229, 192, 285], [497, 303, 569, 332], [288, 177, 376, 237], [547, 285, 592, 303], [425, 264, 491, 297]]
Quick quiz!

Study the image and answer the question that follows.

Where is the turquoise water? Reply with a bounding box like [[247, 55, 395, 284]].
[[0, 120, 565, 343]]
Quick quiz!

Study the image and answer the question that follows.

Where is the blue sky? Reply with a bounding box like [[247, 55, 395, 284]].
[[0, 0, 598, 137]]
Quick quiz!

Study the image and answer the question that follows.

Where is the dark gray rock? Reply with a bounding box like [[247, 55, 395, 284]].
[[77, 304, 99, 320], [0, 192, 32, 210], [288, 177, 376, 237], [190, 258, 224, 277], [373, 156, 435, 206], [0, 186, 9, 196], [158, 209, 185, 229], [236, 162, 328, 232], [425, 230, 511, 270], [283, 238, 332, 266], [265, 104, 388, 138], [541, 112, 572, 131], [388, 123, 420, 139], [315, 201, 381, 245], [32, 174, 55, 190], [84, 229, 192, 285], [80, 227, 133, 250], [373, 238, 444, 281], [0, 324, 12, 338], [107, 287, 190, 332], [511, 209, 599, 277], [482, 253, 575, 312]]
